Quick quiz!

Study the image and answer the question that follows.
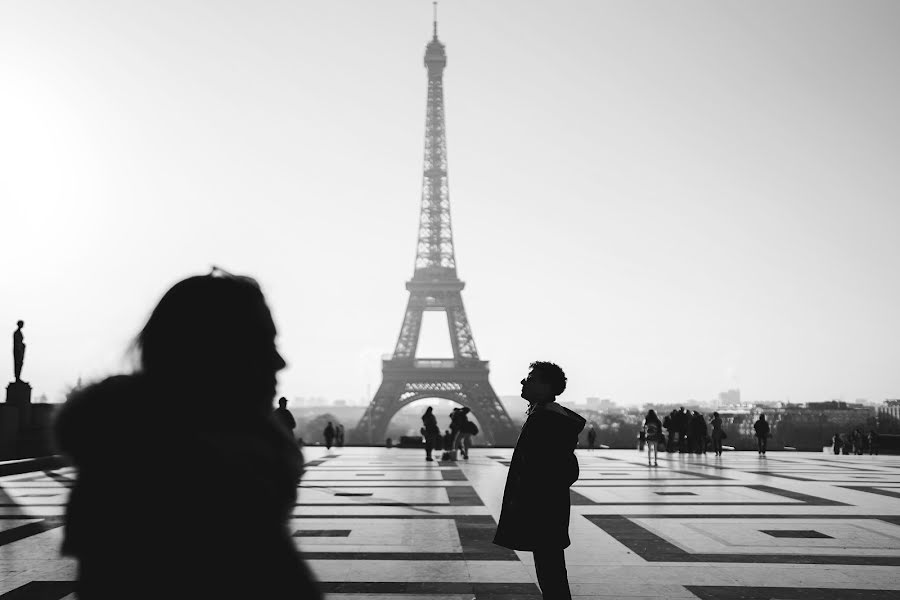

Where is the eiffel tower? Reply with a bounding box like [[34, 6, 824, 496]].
[[352, 11, 518, 447]]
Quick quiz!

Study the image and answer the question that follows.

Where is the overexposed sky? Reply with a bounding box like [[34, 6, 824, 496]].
[[2, 0, 898, 407]]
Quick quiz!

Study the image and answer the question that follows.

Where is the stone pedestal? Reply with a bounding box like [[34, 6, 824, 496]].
[[0, 404, 20, 457], [6, 380, 32, 407], [6, 381, 32, 428]]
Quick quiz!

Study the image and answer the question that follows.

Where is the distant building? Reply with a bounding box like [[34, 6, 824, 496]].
[[880, 399, 900, 423], [717, 389, 741, 406], [586, 397, 613, 411]]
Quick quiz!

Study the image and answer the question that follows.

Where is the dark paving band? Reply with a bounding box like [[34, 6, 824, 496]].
[[585, 514, 900, 565]]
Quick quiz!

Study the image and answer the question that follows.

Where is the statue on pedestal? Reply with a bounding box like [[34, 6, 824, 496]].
[[13, 320, 25, 383], [7, 320, 31, 408]]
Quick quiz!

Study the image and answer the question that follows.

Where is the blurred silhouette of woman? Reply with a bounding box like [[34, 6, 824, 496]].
[[54, 270, 322, 599]]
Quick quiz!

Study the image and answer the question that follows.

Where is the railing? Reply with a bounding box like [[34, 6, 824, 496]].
[[414, 359, 455, 369]]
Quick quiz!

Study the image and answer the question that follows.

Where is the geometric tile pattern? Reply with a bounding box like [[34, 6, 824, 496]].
[[0, 449, 899, 598]]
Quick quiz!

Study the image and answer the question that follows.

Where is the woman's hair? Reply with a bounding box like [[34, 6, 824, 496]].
[[134, 270, 281, 408], [646, 409, 657, 420]]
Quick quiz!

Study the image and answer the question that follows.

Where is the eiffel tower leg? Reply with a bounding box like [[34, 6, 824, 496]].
[[351, 379, 405, 445], [458, 380, 519, 447]]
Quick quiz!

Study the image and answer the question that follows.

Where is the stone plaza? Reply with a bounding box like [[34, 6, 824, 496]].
[[0, 448, 898, 598]]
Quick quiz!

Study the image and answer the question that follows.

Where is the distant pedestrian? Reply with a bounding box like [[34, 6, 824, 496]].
[[855, 428, 866, 455], [448, 408, 463, 460], [458, 408, 477, 460], [832, 432, 842, 455], [421, 407, 440, 462], [663, 411, 675, 452], [587, 425, 597, 450], [335, 424, 345, 447], [441, 429, 454, 460], [273, 397, 296, 439], [690, 411, 707, 454], [710, 412, 724, 456], [643, 410, 662, 467], [868, 430, 879, 455], [323, 421, 335, 449], [494, 361, 585, 600], [676, 407, 688, 453], [753, 414, 770, 455]]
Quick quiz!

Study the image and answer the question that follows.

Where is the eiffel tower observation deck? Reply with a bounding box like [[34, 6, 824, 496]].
[[353, 10, 518, 446]]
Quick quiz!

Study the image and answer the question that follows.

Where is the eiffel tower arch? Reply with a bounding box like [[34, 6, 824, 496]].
[[352, 13, 518, 447]]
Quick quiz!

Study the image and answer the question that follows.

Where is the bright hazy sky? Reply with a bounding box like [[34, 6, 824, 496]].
[[2, 1, 898, 408]]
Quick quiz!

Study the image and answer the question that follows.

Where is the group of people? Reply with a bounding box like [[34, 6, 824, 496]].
[[50, 270, 586, 599], [323, 421, 345, 449], [654, 407, 722, 455], [640, 408, 773, 460], [832, 429, 879, 455], [420, 405, 479, 461]]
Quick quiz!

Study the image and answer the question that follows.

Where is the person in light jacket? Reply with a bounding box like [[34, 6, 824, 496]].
[[493, 361, 586, 600]]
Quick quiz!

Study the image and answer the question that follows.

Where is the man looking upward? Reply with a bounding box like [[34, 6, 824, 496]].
[[493, 361, 585, 600]]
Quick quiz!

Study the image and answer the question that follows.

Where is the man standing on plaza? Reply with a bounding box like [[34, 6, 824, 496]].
[[754, 413, 770, 455], [494, 361, 585, 600], [273, 397, 296, 439]]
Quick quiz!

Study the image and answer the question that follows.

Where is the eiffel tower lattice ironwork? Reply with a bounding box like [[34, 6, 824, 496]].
[[352, 14, 518, 447]]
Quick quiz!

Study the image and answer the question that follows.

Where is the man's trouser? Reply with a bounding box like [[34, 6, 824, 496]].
[[533, 547, 571, 600]]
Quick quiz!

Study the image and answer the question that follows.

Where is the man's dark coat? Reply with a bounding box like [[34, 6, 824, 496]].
[[493, 401, 586, 550]]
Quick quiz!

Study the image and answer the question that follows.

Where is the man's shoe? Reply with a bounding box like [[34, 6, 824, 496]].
[[426, 457, 434, 461]]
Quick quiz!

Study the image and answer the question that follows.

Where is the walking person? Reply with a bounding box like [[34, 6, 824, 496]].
[[448, 407, 463, 460], [710, 412, 724, 456], [832, 432, 843, 455], [754, 414, 770, 456], [643, 409, 662, 467], [587, 424, 597, 450], [458, 407, 477, 460], [53, 270, 321, 599], [336, 424, 345, 447], [421, 406, 440, 462], [868, 430, 879, 455], [494, 361, 585, 600], [323, 421, 335, 449]]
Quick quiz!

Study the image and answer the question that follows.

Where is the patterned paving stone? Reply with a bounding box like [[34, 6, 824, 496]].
[[0, 449, 899, 598]]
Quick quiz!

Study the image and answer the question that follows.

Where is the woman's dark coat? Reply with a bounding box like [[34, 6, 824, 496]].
[[493, 401, 586, 551], [54, 374, 322, 600]]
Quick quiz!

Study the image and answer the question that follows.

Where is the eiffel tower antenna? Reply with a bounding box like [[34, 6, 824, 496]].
[[433, 1, 438, 39], [352, 12, 517, 447]]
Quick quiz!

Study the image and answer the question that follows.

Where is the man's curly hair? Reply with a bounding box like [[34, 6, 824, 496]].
[[529, 361, 567, 396]]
